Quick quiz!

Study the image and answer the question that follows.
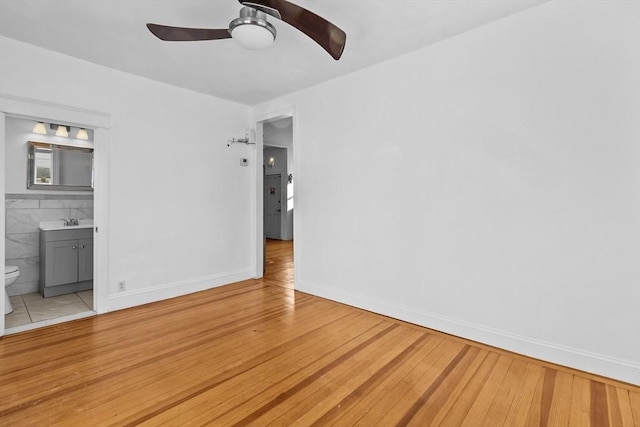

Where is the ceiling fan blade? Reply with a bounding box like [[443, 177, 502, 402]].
[[239, 0, 346, 60], [146, 23, 231, 41]]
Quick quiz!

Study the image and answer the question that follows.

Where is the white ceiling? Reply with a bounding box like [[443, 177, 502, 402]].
[[0, 0, 546, 106]]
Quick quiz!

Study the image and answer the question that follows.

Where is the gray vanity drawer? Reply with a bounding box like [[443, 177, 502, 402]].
[[41, 228, 93, 242]]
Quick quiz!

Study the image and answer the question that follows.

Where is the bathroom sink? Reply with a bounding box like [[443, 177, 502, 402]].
[[39, 219, 94, 231]]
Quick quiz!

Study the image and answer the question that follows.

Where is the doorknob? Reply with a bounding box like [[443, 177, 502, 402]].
[[277, 209, 281, 212]]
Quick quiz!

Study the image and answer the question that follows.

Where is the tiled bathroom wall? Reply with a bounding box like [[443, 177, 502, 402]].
[[5, 194, 93, 296]]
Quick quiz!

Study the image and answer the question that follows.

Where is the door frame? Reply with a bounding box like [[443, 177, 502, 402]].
[[0, 94, 110, 334], [252, 107, 297, 281]]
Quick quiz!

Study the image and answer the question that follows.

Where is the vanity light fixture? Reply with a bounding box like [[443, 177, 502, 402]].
[[32, 122, 48, 135], [76, 128, 89, 140], [54, 124, 70, 137]]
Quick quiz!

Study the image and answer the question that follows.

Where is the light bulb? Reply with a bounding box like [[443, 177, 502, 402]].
[[32, 122, 47, 135], [76, 128, 89, 140], [55, 125, 69, 137]]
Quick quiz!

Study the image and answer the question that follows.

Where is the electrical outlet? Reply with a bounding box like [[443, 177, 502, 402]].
[[118, 280, 126, 291]]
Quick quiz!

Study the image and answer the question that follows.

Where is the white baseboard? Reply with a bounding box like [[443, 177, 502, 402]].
[[106, 269, 254, 312], [297, 280, 640, 386]]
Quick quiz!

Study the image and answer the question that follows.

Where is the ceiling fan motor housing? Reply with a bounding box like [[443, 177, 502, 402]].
[[228, 6, 277, 50]]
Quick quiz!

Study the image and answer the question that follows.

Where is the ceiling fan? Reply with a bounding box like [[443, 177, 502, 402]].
[[146, 0, 346, 60]]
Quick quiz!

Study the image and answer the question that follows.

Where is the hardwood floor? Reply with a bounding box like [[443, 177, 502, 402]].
[[263, 239, 294, 289], [1, 239, 638, 425]]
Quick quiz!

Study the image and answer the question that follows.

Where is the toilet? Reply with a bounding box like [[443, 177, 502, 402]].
[[5, 266, 20, 315]]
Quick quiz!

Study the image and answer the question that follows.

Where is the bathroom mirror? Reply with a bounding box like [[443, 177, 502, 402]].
[[27, 141, 94, 191]]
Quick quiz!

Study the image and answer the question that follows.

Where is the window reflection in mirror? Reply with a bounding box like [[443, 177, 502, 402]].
[[28, 141, 94, 191], [34, 147, 53, 184]]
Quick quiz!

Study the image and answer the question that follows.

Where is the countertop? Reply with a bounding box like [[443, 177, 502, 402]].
[[39, 219, 94, 231]]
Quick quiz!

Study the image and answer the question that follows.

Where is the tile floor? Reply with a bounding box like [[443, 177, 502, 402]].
[[5, 290, 93, 329]]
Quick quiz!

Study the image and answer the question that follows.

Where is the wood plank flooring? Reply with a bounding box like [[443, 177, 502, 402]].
[[263, 239, 294, 289], [1, 239, 638, 425]]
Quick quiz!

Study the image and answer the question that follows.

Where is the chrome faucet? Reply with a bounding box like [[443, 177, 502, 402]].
[[60, 219, 69, 226], [69, 218, 79, 226]]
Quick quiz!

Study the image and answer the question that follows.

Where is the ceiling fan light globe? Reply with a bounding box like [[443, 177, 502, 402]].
[[231, 23, 275, 50]]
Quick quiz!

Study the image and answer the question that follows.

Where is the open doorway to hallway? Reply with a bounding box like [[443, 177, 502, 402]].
[[263, 239, 293, 288], [262, 116, 294, 288]]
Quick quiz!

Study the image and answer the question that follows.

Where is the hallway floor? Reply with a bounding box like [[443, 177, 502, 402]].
[[264, 238, 294, 289]]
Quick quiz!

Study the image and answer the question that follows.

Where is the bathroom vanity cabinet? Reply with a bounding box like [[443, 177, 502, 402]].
[[39, 228, 93, 297]]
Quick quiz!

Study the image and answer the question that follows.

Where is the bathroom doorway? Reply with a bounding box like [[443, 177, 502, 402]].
[[0, 96, 109, 335]]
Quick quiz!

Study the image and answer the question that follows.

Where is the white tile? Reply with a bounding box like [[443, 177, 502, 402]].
[[5, 232, 39, 258], [22, 292, 91, 323], [76, 290, 93, 309], [70, 208, 93, 220], [4, 295, 32, 328], [40, 199, 94, 209], [5, 199, 39, 209], [7, 280, 39, 296], [6, 208, 70, 234], [6, 257, 40, 284], [4, 311, 94, 335]]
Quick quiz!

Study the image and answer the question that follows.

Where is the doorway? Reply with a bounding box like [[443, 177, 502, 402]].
[[259, 115, 294, 286], [0, 95, 109, 335]]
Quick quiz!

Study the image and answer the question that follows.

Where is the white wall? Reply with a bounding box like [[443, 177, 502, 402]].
[[253, 1, 640, 384], [1, 36, 255, 312]]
